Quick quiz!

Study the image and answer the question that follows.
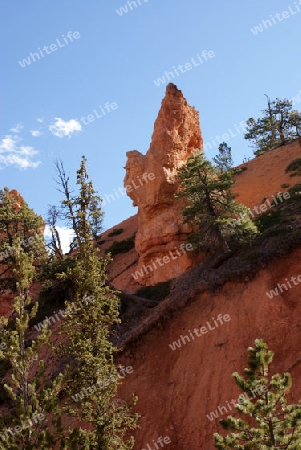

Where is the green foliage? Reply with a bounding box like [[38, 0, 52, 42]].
[[214, 339, 301, 449], [0, 237, 64, 449], [46, 159, 104, 258], [175, 150, 257, 253], [233, 166, 248, 175], [108, 228, 124, 237], [37, 255, 76, 282], [289, 111, 301, 144], [58, 156, 138, 449], [244, 96, 301, 156], [0, 187, 47, 290], [106, 235, 135, 256], [280, 183, 301, 219], [213, 142, 233, 173], [33, 256, 76, 327], [30, 279, 72, 329], [285, 158, 301, 177], [253, 188, 299, 238], [288, 182, 301, 201], [255, 209, 282, 233], [135, 281, 171, 301]]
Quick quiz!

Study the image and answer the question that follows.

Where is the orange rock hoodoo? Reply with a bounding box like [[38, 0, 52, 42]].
[[124, 83, 203, 285]]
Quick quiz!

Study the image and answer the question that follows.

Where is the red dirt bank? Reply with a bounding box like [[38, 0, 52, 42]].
[[117, 248, 301, 449]]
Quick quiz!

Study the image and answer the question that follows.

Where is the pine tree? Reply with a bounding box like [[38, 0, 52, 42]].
[[213, 142, 233, 173], [244, 96, 301, 156], [46, 159, 103, 258], [0, 236, 64, 449], [288, 111, 301, 145], [175, 150, 257, 253], [214, 339, 301, 449], [0, 187, 46, 290], [58, 156, 138, 449]]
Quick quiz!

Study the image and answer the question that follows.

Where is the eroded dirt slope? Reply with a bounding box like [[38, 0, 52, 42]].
[[117, 248, 301, 450]]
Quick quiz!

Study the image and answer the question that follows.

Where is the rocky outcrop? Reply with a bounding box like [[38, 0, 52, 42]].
[[124, 83, 203, 285]]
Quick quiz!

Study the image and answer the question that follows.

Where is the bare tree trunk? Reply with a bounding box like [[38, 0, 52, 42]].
[[277, 111, 286, 145], [265, 95, 277, 144], [54, 160, 80, 242], [205, 191, 231, 254]]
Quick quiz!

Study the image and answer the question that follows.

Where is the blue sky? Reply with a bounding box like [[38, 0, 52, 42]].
[[1, 0, 301, 243]]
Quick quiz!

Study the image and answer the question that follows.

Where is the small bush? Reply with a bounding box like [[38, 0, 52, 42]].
[[135, 281, 171, 301], [37, 256, 76, 282], [108, 228, 124, 237], [288, 182, 301, 201], [233, 166, 247, 175], [280, 183, 290, 188], [285, 158, 301, 177], [106, 235, 135, 256], [283, 184, 301, 215], [261, 224, 291, 239], [255, 209, 282, 233]]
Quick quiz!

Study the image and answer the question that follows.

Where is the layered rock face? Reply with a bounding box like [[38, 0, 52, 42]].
[[124, 83, 203, 285]]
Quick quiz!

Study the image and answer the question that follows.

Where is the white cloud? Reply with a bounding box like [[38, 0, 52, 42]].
[[48, 117, 82, 138], [31, 130, 42, 137], [0, 135, 40, 170], [44, 226, 75, 254], [10, 123, 23, 133], [37, 117, 44, 123]]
